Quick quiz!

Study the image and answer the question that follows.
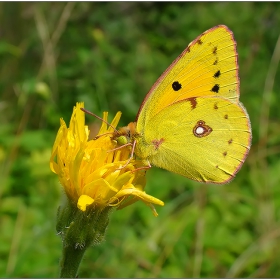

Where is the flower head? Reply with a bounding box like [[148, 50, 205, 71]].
[[50, 102, 163, 216]]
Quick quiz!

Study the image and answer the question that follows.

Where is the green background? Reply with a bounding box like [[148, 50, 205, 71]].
[[1, 2, 280, 278]]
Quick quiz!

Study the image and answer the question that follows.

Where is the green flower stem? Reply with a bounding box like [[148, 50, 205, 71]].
[[56, 197, 112, 278], [60, 243, 87, 278]]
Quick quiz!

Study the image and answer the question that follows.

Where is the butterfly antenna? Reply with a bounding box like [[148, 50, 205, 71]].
[[81, 108, 119, 133]]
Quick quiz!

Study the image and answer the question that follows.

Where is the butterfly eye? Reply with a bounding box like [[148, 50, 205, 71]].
[[117, 135, 128, 145], [172, 81, 182, 91]]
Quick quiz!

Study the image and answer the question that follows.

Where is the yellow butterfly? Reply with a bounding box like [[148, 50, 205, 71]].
[[114, 25, 252, 184]]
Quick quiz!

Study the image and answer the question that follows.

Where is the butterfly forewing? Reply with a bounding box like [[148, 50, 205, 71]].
[[137, 25, 239, 128]]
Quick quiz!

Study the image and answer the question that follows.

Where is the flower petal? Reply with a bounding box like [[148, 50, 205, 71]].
[[77, 195, 95, 211]]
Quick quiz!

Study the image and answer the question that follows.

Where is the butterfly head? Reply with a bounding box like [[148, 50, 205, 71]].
[[112, 122, 137, 146]]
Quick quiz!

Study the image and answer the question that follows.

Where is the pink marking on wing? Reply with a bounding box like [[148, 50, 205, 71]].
[[151, 138, 165, 150]]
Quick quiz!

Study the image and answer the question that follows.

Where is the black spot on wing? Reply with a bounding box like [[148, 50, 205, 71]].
[[212, 46, 217, 55], [172, 81, 182, 91], [214, 70, 221, 78], [211, 84, 220, 93]]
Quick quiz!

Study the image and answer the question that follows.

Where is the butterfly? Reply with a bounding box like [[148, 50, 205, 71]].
[[113, 25, 252, 184]]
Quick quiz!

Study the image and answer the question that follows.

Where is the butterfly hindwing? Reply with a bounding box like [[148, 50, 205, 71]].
[[135, 97, 251, 184]]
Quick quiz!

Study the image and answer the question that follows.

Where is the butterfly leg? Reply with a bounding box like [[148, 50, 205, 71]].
[[107, 142, 133, 153], [131, 161, 152, 173], [115, 140, 136, 170], [110, 140, 152, 172]]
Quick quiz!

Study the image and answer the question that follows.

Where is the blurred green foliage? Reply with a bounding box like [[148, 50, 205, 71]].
[[1, 2, 280, 278]]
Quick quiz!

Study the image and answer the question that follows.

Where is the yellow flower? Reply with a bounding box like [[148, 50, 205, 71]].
[[50, 102, 164, 216]]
